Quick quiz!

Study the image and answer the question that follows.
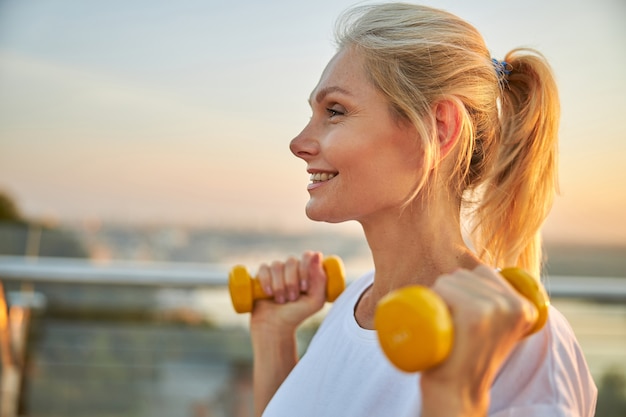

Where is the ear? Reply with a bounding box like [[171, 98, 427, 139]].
[[434, 99, 462, 160]]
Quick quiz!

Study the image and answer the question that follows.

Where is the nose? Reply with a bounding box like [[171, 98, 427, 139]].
[[289, 124, 319, 160]]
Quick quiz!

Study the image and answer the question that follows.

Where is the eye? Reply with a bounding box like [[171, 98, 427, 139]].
[[326, 106, 345, 118]]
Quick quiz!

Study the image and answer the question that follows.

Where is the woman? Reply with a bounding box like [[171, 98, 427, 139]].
[[250, 3, 596, 416]]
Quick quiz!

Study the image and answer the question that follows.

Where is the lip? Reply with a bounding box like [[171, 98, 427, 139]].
[[307, 182, 326, 191], [307, 178, 336, 190]]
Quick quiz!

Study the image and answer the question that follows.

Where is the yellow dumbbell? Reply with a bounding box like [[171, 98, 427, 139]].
[[374, 267, 550, 373], [229, 255, 346, 314]]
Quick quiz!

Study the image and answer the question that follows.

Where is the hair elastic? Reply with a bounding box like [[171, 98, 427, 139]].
[[492, 58, 511, 84]]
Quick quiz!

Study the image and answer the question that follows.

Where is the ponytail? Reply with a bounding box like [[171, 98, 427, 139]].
[[473, 48, 560, 278], [333, 4, 559, 278]]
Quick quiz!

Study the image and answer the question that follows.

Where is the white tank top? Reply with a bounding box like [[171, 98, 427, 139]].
[[262, 271, 596, 417]]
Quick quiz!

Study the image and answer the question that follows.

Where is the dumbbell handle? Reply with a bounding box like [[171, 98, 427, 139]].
[[229, 255, 345, 314], [374, 267, 550, 373]]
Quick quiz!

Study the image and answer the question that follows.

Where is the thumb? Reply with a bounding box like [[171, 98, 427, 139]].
[[520, 296, 540, 336]]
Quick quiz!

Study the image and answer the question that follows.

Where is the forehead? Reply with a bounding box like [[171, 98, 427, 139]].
[[309, 48, 373, 104]]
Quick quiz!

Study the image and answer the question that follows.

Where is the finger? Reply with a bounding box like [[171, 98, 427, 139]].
[[449, 267, 502, 295], [270, 261, 287, 304], [517, 295, 539, 334], [299, 251, 316, 292], [257, 263, 273, 296], [473, 265, 504, 283], [284, 256, 300, 301], [306, 252, 326, 297], [473, 265, 540, 334], [436, 268, 511, 305], [433, 269, 507, 331], [437, 268, 539, 338]]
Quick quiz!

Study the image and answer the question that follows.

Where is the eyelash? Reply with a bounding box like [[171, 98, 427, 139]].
[[326, 108, 344, 118]]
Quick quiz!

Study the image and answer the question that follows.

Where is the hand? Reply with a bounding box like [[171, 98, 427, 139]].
[[250, 251, 329, 332], [420, 265, 539, 417]]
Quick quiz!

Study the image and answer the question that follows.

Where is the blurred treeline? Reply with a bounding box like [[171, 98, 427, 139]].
[[0, 190, 88, 258]]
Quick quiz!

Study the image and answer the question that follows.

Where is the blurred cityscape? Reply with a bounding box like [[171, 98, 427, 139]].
[[2, 189, 625, 276], [2, 217, 625, 279]]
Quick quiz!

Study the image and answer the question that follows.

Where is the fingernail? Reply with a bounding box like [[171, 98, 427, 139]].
[[276, 295, 285, 304], [300, 280, 308, 291], [264, 285, 273, 296], [289, 290, 298, 301]]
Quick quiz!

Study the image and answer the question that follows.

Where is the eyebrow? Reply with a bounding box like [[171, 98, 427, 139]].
[[308, 86, 353, 106]]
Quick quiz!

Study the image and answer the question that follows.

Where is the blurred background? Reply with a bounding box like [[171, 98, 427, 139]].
[[0, 0, 624, 416]]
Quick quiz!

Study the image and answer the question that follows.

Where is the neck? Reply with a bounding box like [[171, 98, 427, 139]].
[[354, 200, 481, 329], [365, 217, 478, 287]]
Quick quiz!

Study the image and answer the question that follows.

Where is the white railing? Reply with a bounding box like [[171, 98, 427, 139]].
[[0, 255, 624, 299]]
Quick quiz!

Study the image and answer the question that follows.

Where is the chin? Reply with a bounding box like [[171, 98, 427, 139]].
[[305, 208, 325, 222], [305, 205, 348, 224]]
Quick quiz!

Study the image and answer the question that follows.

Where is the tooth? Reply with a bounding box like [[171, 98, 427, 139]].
[[328, 173, 335, 179], [314, 173, 321, 181], [320, 173, 328, 181], [309, 173, 315, 181]]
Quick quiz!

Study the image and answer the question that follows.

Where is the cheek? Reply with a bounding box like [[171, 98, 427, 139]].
[[326, 123, 424, 195], [349, 157, 418, 210], [375, 151, 425, 204]]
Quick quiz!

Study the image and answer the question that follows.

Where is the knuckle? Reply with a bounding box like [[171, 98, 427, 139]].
[[461, 307, 491, 335], [285, 256, 299, 270], [509, 295, 526, 315], [257, 263, 270, 279], [270, 260, 284, 272], [503, 291, 525, 318], [268, 262, 285, 292], [497, 293, 530, 332]]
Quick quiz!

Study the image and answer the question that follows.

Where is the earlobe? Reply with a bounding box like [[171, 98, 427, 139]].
[[435, 100, 462, 159]]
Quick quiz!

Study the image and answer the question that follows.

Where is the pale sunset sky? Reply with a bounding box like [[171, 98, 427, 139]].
[[0, 0, 624, 244]]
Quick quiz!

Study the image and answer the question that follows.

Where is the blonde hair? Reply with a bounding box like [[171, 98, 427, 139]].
[[335, 3, 559, 277]]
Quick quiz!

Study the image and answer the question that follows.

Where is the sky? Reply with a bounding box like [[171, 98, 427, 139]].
[[0, 0, 625, 245]]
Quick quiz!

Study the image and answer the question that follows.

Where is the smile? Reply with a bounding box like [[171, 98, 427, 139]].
[[310, 172, 337, 183]]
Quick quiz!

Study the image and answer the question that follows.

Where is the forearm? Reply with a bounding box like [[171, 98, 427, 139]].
[[251, 324, 299, 417]]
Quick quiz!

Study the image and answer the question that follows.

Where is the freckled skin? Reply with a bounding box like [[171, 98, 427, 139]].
[[290, 48, 423, 226]]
